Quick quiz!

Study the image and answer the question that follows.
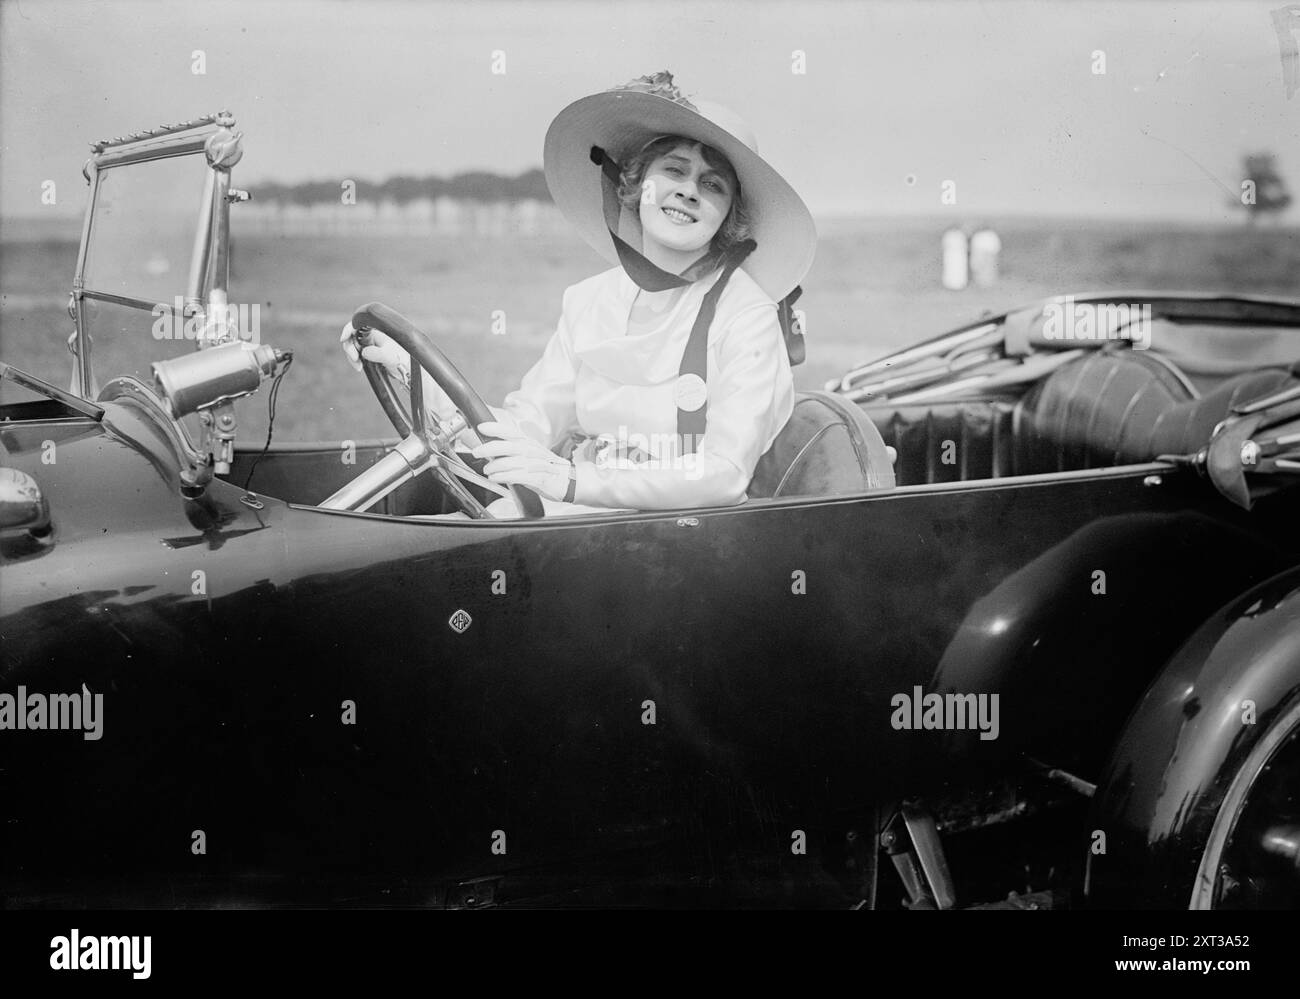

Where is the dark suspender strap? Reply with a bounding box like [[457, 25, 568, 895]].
[[676, 238, 757, 455]]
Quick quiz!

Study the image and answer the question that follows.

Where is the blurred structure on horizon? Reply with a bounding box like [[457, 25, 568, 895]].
[[234, 196, 568, 237]]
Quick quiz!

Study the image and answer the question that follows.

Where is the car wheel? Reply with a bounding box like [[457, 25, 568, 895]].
[[1191, 697, 1300, 909]]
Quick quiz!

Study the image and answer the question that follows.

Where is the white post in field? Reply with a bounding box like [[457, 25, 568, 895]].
[[970, 228, 1002, 287], [942, 228, 969, 290]]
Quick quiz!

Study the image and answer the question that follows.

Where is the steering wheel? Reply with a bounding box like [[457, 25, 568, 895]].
[[325, 302, 545, 520]]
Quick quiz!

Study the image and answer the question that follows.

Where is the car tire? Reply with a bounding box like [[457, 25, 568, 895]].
[[1190, 696, 1300, 908]]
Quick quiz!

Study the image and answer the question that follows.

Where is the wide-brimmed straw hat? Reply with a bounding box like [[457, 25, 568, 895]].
[[543, 71, 816, 303]]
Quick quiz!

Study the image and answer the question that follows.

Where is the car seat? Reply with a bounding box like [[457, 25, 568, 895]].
[[749, 390, 897, 499]]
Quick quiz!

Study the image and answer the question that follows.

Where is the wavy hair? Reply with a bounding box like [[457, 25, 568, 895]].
[[616, 135, 754, 265]]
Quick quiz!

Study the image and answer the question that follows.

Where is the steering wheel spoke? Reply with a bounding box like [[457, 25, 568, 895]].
[[427, 463, 493, 520], [410, 361, 428, 437], [319, 433, 431, 511], [440, 450, 510, 497]]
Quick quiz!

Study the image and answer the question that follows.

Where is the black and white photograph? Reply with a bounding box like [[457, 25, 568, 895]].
[[0, 0, 1297, 978]]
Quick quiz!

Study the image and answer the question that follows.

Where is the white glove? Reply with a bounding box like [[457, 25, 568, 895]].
[[479, 406, 524, 441], [341, 322, 459, 424], [340, 323, 409, 386], [472, 420, 575, 502], [451, 406, 523, 456]]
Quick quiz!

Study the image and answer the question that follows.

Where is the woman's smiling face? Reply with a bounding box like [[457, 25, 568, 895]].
[[637, 141, 736, 257]]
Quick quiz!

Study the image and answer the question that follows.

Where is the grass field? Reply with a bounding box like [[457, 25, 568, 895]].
[[2, 217, 1296, 444]]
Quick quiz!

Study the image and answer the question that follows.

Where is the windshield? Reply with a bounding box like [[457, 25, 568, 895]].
[[80, 152, 211, 393], [83, 155, 206, 309]]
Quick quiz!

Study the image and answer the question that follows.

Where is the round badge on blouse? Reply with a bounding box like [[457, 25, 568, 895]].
[[673, 374, 708, 412]]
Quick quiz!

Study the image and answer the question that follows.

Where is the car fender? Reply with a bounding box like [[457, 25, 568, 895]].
[[926, 506, 1291, 772], [1084, 566, 1300, 908]]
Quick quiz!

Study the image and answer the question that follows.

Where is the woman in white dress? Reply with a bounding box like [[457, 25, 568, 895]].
[[342, 71, 816, 515]]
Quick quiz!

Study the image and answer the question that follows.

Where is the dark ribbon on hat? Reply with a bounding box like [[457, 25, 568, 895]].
[[590, 144, 758, 456]]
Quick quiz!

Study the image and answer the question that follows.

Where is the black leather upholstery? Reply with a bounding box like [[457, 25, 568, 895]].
[[858, 351, 1300, 484], [861, 399, 1016, 486], [749, 390, 896, 499], [1014, 351, 1299, 474]]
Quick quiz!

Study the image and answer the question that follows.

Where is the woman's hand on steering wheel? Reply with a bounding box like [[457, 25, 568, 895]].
[[340, 323, 408, 384], [473, 421, 576, 502], [341, 322, 459, 428]]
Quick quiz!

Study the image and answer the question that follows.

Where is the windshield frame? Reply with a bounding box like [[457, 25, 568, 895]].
[[70, 112, 238, 400]]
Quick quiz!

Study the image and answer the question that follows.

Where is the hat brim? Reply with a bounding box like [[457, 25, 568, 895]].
[[543, 91, 816, 302]]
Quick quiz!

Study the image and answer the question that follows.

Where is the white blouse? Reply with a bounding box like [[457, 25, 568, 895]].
[[493, 264, 795, 510]]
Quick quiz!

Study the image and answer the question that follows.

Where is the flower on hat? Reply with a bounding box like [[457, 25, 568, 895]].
[[606, 70, 698, 112]]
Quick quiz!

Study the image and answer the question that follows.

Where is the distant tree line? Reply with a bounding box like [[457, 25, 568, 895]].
[[248, 168, 552, 205]]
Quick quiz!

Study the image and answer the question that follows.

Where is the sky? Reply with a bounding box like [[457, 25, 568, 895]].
[[1, 0, 1297, 221]]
